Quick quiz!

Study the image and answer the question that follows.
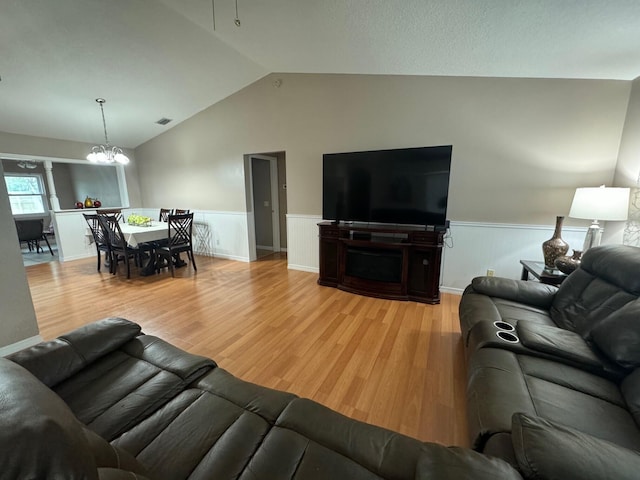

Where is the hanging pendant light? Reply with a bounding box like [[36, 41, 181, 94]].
[[87, 98, 129, 165]]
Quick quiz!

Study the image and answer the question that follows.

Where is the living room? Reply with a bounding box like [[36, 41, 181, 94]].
[[2, 2, 640, 479]]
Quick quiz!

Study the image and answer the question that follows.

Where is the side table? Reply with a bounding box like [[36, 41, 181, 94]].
[[520, 260, 567, 286]]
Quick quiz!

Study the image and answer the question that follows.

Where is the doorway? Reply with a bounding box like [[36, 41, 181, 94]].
[[245, 153, 287, 261]]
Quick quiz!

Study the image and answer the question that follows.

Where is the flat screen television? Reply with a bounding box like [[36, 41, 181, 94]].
[[322, 145, 451, 227]]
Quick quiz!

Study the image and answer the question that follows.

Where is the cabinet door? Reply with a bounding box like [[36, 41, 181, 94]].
[[319, 239, 339, 284], [408, 248, 440, 303]]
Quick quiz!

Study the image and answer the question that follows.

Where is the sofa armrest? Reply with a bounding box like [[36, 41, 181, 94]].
[[516, 323, 602, 368], [470, 277, 558, 309], [8, 318, 141, 387], [512, 413, 640, 480]]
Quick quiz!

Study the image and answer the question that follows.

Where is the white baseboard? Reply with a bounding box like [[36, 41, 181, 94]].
[[439, 286, 464, 296], [0, 335, 43, 357], [288, 264, 319, 274], [213, 253, 250, 262], [256, 245, 274, 251]]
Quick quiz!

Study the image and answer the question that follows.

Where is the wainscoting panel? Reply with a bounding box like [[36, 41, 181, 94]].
[[441, 221, 587, 293], [286, 214, 322, 272]]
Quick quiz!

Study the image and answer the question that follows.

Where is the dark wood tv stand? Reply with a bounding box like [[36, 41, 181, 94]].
[[318, 222, 444, 304]]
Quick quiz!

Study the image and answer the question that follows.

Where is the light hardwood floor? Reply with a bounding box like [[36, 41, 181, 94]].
[[25, 252, 469, 447]]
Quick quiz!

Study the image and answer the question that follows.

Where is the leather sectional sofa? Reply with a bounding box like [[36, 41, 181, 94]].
[[459, 244, 640, 479], [1, 317, 521, 479]]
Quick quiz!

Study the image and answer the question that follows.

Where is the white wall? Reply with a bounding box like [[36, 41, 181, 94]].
[[135, 73, 631, 283]]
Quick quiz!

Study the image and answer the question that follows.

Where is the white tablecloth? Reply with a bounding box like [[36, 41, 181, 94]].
[[86, 221, 170, 247], [119, 222, 169, 247]]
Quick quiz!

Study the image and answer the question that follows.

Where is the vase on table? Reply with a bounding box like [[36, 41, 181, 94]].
[[542, 216, 569, 268], [554, 249, 583, 275]]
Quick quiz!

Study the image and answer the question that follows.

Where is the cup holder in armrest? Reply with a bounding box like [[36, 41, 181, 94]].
[[496, 331, 519, 343], [493, 321, 515, 331]]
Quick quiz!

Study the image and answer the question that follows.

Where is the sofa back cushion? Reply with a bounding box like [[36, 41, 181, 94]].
[[0, 357, 151, 480], [550, 245, 640, 337], [622, 369, 640, 428], [8, 317, 142, 387], [591, 300, 640, 369], [0, 357, 98, 479]]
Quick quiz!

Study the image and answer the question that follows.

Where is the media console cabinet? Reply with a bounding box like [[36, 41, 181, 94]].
[[318, 222, 444, 304]]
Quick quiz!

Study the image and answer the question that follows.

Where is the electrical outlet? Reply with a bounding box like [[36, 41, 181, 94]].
[[486, 269, 495, 277]]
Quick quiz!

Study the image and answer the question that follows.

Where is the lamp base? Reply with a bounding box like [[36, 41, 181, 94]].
[[582, 221, 602, 253]]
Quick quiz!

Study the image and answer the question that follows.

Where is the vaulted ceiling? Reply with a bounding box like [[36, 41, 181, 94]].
[[2, 0, 640, 149]]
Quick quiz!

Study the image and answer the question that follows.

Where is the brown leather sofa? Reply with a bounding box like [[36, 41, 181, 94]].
[[1, 317, 520, 479], [459, 244, 640, 479]]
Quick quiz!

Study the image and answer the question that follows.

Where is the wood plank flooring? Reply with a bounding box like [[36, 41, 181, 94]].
[[25, 253, 469, 447]]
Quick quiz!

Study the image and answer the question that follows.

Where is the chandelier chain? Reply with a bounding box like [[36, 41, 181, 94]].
[[98, 99, 110, 146]]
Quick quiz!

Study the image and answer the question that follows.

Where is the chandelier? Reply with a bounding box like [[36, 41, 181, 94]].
[[17, 160, 38, 169], [87, 98, 130, 165]]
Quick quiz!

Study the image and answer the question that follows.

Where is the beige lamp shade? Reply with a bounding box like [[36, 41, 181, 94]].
[[569, 186, 630, 221]]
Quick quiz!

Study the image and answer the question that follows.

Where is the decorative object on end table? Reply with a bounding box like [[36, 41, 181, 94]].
[[84, 196, 94, 208], [554, 249, 583, 275], [93, 199, 102, 208], [75, 202, 84, 209], [542, 215, 569, 268]]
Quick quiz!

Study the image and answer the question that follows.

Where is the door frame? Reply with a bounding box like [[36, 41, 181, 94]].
[[245, 154, 280, 261]]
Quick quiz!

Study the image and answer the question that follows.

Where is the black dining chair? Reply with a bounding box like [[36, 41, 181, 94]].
[[159, 208, 172, 222], [82, 213, 111, 272], [96, 208, 124, 223], [98, 214, 152, 278], [174, 209, 189, 215], [155, 213, 197, 277], [15, 219, 54, 255]]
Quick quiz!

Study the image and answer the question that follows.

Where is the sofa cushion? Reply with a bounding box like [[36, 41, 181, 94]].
[[621, 368, 640, 428], [467, 348, 640, 451], [53, 335, 216, 441], [550, 246, 640, 336], [8, 317, 141, 387], [0, 357, 96, 479], [113, 369, 296, 480], [580, 244, 640, 295], [591, 300, 640, 369], [512, 413, 640, 480]]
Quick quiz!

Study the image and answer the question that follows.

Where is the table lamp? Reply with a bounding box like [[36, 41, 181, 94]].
[[569, 185, 630, 252]]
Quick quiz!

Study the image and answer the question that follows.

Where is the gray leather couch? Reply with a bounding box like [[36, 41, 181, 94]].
[[459, 244, 640, 479], [1, 317, 520, 479]]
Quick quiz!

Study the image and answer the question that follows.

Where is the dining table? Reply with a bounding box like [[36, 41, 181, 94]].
[[86, 221, 183, 276]]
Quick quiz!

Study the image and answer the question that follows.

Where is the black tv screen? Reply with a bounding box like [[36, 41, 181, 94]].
[[322, 145, 451, 227]]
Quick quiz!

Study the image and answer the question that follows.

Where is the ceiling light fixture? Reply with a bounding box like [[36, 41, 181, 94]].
[[87, 98, 129, 165], [211, 0, 241, 30], [234, 0, 241, 27], [17, 160, 38, 169]]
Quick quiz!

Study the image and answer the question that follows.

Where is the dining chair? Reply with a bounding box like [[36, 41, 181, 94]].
[[174, 209, 190, 215], [98, 214, 152, 278], [159, 208, 172, 222], [155, 213, 197, 277], [82, 213, 111, 272], [15, 219, 54, 255], [96, 208, 124, 223]]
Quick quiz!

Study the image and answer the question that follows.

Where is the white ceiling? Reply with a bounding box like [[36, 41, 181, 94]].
[[2, 0, 640, 149]]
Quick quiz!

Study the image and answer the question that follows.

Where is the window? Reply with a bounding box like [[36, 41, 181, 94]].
[[4, 173, 47, 215]]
